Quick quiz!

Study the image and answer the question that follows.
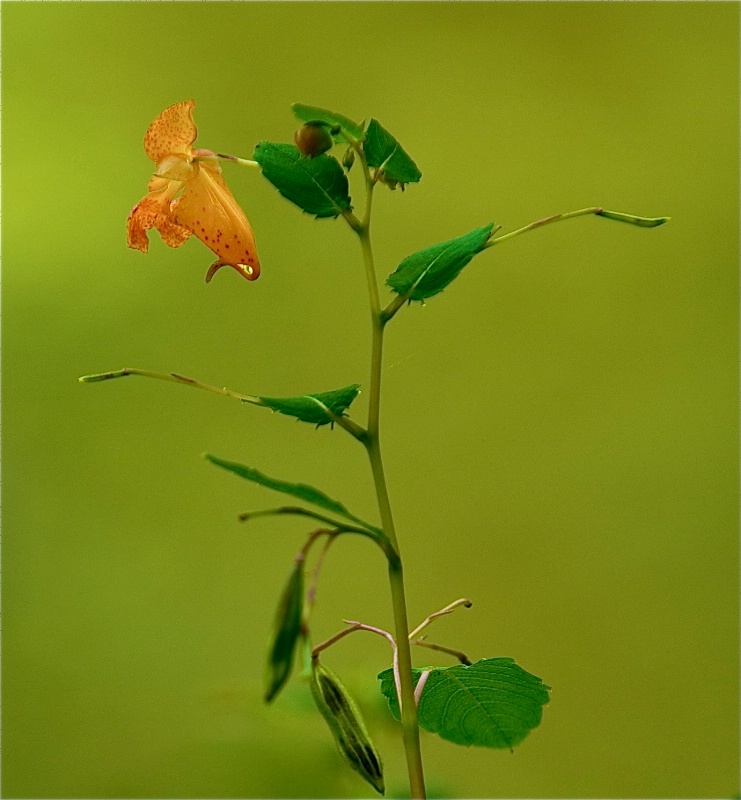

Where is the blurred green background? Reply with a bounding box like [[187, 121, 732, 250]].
[[2, 2, 738, 798]]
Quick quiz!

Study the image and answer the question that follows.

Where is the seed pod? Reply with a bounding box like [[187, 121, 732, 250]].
[[311, 659, 385, 795], [342, 145, 355, 171], [294, 122, 334, 158], [264, 560, 304, 703]]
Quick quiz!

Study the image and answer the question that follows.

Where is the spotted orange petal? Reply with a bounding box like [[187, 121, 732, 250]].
[[173, 162, 260, 281], [127, 186, 191, 253], [127, 201, 151, 253], [144, 100, 197, 163]]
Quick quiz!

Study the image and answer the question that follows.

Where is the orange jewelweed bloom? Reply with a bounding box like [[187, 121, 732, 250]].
[[127, 100, 260, 282]]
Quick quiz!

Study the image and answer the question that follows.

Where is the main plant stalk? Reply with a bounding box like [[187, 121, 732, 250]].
[[358, 224, 427, 799]]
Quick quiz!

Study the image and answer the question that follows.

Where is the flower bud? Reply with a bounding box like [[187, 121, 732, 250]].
[[342, 145, 355, 171], [294, 122, 333, 158]]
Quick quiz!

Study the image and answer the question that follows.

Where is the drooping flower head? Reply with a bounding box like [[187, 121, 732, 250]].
[[127, 100, 260, 282]]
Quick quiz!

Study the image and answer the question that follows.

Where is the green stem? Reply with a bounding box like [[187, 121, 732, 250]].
[[79, 368, 259, 401], [216, 153, 260, 169], [485, 206, 669, 248], [355, 185, 427, 798]]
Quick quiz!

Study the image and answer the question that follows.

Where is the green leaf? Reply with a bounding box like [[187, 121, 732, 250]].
[[311, 660, 385, 794], [204, 453, 381, 535], [292, 103, 365, 142], [246, 384, 360, 427], [253, 142, 352, 218], [386, 223, 494, 302], [363, 119, 421, 185], [378, 658, 550, 750], [265, 560, 304, 702]]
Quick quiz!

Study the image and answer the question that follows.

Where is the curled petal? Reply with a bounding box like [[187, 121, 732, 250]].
[[173, 162, 260, 278], [144, 99, 197, 162], [127, 189, 191, 252], [126, 201, 151, 253]]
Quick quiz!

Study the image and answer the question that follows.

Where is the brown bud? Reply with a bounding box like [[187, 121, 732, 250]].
[[294, 122, 333, 158]]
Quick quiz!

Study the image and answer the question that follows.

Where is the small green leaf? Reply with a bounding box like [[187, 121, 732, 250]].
[[596, 209, 670, 227], [265, 560, 304, 702], [378, 658, 550, 750], [386, 224, 494, 302], [292, 103, 365, 142], [246, 384, 360, 427], [253, 142, 352, 218], [311, 660, 385, 794], [204, 453, 381, 535], [364, 119, 421, 185]]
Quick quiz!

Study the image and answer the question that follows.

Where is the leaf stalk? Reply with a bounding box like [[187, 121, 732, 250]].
[[485, 206, 669, 248]]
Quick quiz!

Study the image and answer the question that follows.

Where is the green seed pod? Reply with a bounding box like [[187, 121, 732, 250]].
[[264, 560, 304, 703], [294, 122, 334, 158], [311, 659, 385, 795], [342, 145, 355, 171]]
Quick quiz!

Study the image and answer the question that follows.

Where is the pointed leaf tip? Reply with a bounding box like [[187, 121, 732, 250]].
[[386, 223, 494, 302], [79, 370, 128, 382], [597, 209, 670, 227]]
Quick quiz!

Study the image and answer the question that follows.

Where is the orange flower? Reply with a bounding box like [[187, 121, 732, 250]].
[[127, 100, 260, 282]]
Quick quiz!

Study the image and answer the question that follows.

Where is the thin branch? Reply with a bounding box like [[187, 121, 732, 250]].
[[79, 367, 259, 402], [238, 506, 396, 564], [306, 532, 338, 611], [484, 206, 669, 248], [216, 152, 260, 169], [411, 637, 472, 666], [238, 505, 371, 535], [312, 620, 401, 712], [409, 598, 473, 640]]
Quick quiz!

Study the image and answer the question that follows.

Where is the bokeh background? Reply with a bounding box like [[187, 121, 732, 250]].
[[2, 2, 738, 798]]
